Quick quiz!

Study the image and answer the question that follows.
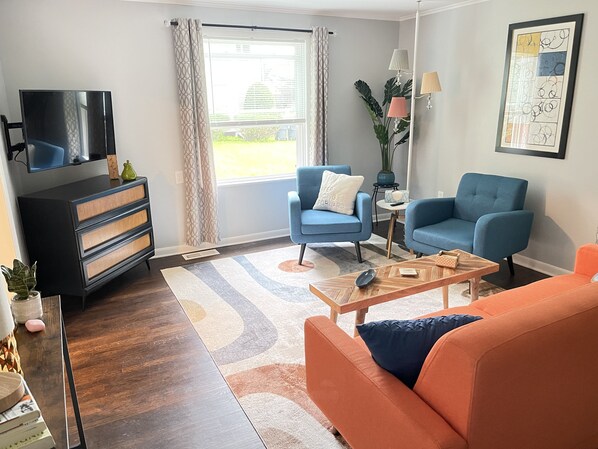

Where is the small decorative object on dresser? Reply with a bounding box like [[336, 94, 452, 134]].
[[121, 160, 137, 181], [1, 259, 42, 324]]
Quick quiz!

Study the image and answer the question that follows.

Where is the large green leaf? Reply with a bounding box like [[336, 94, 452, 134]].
[[1, 259, 37, 300], [354, 80, 383, 118]]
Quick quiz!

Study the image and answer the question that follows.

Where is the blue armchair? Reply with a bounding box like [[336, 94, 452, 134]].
[[288, 165, 372, 265], [405, 173, 533, 274]]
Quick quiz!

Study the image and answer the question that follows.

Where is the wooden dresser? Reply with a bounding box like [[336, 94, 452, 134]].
[[19, 176, 155, 308]]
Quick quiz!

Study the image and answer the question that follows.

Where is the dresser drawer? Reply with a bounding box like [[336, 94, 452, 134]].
[[74, 182, 147, 227], [83, 229, 153, 285], [77, 203, 151, 258]]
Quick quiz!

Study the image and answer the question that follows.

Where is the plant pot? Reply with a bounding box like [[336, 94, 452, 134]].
[[11, 291, 42, 324], [377, 170, 395, 185]]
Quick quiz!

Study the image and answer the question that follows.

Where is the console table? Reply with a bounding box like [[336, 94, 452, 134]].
[[19, 176, 155, 309], [15, 296, 86, 449]]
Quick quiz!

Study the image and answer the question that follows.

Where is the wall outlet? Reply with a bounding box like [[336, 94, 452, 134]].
[[437, 191, 444, 198], [175, 171, 184, 184]]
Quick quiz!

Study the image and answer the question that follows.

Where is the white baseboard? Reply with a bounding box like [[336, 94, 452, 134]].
[[218, 228, 290, 247], [153, 228, 290, 258], [512, 254, 571, 277]]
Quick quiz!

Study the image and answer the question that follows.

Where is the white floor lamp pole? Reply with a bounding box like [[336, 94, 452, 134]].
[[406, 0, 421, 195]]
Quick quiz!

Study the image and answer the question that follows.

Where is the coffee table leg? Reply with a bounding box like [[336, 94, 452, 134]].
[[442, 285, 449, 309], [330, 309, 339, 323], [354, 308, 368, 337], [470, 277, 481, 301]]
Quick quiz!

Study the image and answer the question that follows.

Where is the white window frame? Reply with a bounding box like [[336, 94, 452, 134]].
[[203, 28, 311, 185]]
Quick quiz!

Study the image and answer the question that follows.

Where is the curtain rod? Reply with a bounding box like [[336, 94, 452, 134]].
[[167, 20, 334, 35]]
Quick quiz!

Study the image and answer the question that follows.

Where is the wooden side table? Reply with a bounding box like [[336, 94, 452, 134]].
[[376, 199, 409, 258], [15, 296, 87, 449]]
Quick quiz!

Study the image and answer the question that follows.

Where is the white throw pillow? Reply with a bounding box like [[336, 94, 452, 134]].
[[313, 170, 364, 216]]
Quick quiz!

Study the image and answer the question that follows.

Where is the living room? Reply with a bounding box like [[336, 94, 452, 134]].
[[0, 0, 597, 448]]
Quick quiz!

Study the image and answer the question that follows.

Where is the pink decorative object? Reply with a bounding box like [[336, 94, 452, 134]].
[[24, 319, 45, 333]]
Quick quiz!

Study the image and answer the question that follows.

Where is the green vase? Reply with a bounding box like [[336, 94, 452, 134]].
[[121, 160, 137, 181]]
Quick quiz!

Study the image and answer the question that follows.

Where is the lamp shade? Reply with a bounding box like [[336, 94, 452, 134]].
[[388, 97, 408, 118], [388, 49, 409, 71], [0, 286, 14, 341], [420, 72, 442, 94]]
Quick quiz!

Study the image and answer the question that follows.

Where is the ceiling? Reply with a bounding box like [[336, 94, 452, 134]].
[[126, 0, 487, 21]]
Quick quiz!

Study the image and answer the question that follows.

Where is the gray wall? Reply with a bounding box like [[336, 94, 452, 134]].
[[399, 0, 598, 272], [0, 0, 400, 254]]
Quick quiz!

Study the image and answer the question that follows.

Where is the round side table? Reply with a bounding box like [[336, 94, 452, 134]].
[[376, 199, 409, 258], [372, 182, 400, 225]]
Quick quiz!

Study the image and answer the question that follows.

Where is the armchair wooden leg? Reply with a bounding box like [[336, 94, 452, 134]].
[[507, 255, 515, 276], [354, 242, 363, 263], [298, 244, 307, 265]]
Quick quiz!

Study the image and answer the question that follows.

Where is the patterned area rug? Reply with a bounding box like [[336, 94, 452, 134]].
[[161, 236, 502, 448]]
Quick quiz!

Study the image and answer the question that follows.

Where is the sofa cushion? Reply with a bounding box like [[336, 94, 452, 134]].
[[412, 218, 475, 252], [313, 170, 364, 215], [357, 315, 482, 388], [300, 209, 362, 235]]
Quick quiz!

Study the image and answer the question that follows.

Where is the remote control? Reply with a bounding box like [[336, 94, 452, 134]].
[[390, 201, 404, 206]]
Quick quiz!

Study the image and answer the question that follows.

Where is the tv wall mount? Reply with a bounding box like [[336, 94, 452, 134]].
[[1, 115, 24, 161]]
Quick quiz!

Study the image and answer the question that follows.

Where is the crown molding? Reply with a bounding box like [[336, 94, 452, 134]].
[[398, 0, 491, 21], [123, 0, 492, 22]]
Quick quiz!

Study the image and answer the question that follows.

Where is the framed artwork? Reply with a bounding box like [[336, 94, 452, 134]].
[[496, 14, 584, 159]]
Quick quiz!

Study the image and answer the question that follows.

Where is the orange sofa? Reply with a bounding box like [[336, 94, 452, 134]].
[[305, 244, 598, 449]]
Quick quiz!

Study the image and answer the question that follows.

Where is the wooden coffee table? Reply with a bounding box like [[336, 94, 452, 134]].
[[309, 250, 499, 336]]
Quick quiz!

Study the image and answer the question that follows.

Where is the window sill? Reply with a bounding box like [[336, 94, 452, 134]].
[[217, 174, 296, 188]]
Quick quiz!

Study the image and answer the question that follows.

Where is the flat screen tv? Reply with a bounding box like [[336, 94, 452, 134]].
[[20, 90, 116, 172]]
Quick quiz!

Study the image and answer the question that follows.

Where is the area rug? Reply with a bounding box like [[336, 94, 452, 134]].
[[161, 236, 502, 448]]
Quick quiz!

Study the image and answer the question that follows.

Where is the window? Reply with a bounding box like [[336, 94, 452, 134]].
[[204, 33, 308, 182]]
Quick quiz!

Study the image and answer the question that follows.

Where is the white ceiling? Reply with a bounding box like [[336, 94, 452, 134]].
[[126, 0, 488, 21]]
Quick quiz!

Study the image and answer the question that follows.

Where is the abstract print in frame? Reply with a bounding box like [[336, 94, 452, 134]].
[[496, 14, 583, 159]]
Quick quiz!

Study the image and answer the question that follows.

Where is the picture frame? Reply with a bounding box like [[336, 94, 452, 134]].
[[496, 14, 584, 159]]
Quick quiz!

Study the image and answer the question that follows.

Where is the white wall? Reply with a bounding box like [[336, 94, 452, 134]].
[[0, 0, 400, 253], [399, 0, 598, 271]]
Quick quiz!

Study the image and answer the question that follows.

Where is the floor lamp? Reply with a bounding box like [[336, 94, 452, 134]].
[[389, 0, 442, 197]]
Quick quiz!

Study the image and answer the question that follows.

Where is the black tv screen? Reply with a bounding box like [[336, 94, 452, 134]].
[[20, 90, 115, 172]]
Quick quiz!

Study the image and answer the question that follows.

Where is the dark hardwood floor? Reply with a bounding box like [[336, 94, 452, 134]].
[[61, 223, 547, 448]]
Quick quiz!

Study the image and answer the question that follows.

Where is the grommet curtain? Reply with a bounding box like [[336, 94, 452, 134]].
[[171, 19, 219, 245], [309, 26, 329, 166]]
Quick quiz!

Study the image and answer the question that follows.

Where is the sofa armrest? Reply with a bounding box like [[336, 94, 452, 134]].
[[305, 316, 467, 449], [574, 244, 598, 278], [473, 210, 534, 262], [288, 191, 302, 242], [354, 191, 372, 237]]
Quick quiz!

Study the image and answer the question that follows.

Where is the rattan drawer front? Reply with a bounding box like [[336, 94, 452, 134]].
[[85, 232, 151, 281], [80, 209, 149, 253], [76, 184, 146, 223]]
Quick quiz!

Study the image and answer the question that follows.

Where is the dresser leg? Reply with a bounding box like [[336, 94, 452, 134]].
[[81, 295, 86, 312], [145, 259, 151, 271]]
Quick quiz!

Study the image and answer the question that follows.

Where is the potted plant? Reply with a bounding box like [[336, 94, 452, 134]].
[[354, 77, 412, 185], [1, 259, 42, 324]]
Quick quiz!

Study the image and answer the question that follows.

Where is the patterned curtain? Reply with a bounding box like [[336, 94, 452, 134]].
[[171, 19, 219, 245], [308, 27, 329, 166]]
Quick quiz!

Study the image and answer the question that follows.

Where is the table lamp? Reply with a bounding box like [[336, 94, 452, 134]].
[[0, 286, 21, 375]]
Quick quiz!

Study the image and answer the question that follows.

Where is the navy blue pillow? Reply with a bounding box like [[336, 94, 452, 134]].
[[357, 314, 483, 388]]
